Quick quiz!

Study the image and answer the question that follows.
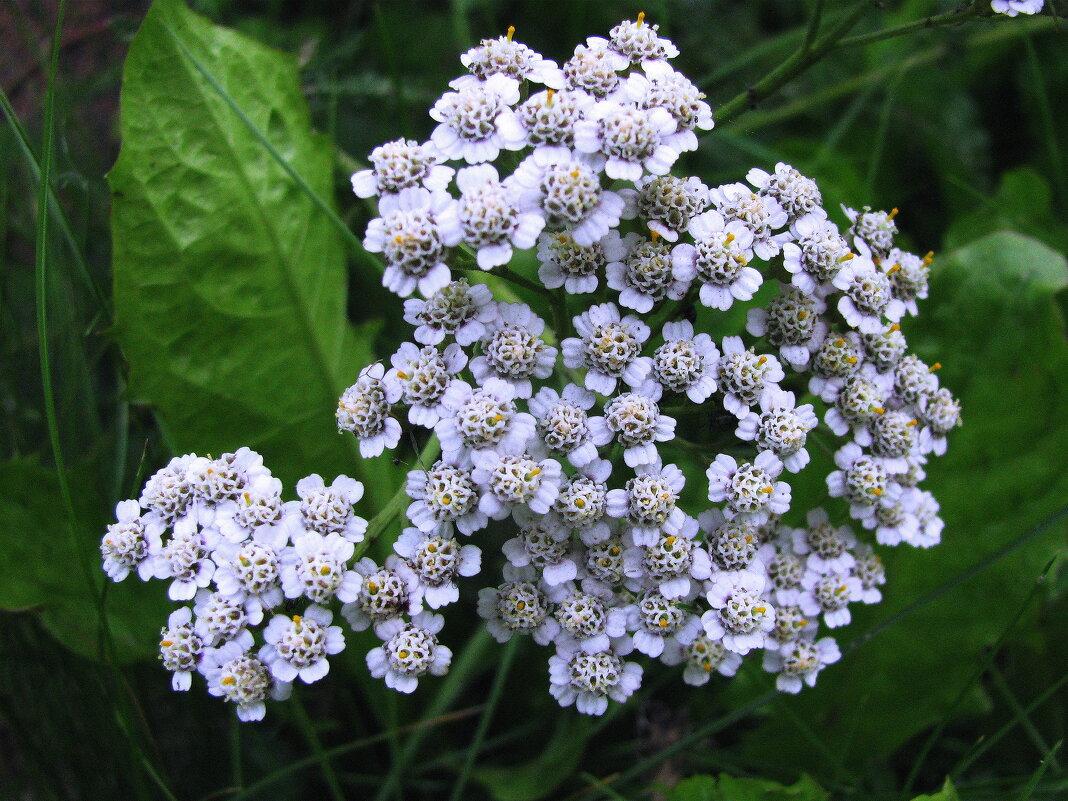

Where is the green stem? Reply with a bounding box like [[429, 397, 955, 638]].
[[290, 696, 345, 801], [355, 434, 440, 560], [835, 2, 990, 49]]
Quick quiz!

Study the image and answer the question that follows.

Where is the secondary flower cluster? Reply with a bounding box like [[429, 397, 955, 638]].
[[103, 15, 961, 720]]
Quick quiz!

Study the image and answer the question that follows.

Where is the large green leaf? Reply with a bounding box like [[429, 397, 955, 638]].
[[732, 231, 1068, 773], [109, 0, 396, 502]]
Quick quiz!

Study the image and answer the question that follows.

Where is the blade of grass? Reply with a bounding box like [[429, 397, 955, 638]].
[[989, 662, 1062, 772], [953, 672, 1068, 778], [0, 87, 110, 318], [1019, 742, 1063, 801], [900, 556, 1058, 799], [1022, 33, 1067, 210], [223, 705, 484, 801], [289, 695, 345, 801], [158, 23, 382, 276], [374, 627, 495, 801], [448, 636, 520, 801]]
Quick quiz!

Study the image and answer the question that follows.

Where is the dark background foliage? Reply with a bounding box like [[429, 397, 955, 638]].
[[1, 1, 1066, 799]]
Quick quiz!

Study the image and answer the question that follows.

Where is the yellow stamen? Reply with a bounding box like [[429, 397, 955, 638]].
[[755, 606, 766, 614], [923, 251, 934, 265], [649, 228, 661, 241], [888, 207, 899, 219], [506, 25, 515, 41], [637, 11, 646, 26], [665, 536, 677, 546], [798, 310, 808, 320], [838, 252, 855, 263], [757, 355, 767, 365], [889, 323, 901, 332], [493, 414, 503, 422], [396, 370, 408, 379], [724, 232, 735, 244], [872, 406, 885, 415], [243, 491, 251, 504], [320, 565, 331, 576], [160, 640, 173, 647], [907, 419, 919, 427], [222, 676, 236, 686], [575, 498, 586, 508], [886, 263, 902, 276], [871, 488, 883, 497], [525, 468, 542, 480], [546, 88, 555, 105], [428, 543, 438, 553], [761, 486, 774, 494], [368, 581, 379, 593], [834, 338, 845, 347], [516, 600, 526, 611], [929, 362, 942, 372], [658, 618, 669, 628], [292, 615, 302, 624], [570, 169, 580, 179], [846, 356, 858, 365], [398, 649, 410, 659]]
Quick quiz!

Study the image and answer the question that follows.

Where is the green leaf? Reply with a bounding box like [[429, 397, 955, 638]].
[[733, 231, 1068, 775], [473, 716, 589, 801], [667, 773, 827, 801], [0, 458, 170, 663], [910, 777, 961, 801], [109, 0, 397, 501]]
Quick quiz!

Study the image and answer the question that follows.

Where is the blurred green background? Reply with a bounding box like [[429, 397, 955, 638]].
[[1, 0, 1066, 799]]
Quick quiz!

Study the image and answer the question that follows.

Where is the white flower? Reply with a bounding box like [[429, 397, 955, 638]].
[[714, 337, 785, 418], [549, 459, 613, 545], [843, 205, 898, 260], [790, 508, 857, 574], [851, 544, 887, 603], [711, 182, 789, 260], [606, 233, 688, 313], [584, 536, 627, 585], [351, 138, 453, 199], [746, 286, 828, 368], [367, 612, 452, 694], [406, 458, 487, 535], [867, 409, 919, 473], [435, 378, 536, 466], [824, 368, 886, 440], [702, 571, 776, 654], [768, 603, 818, 644], [211, 526, 288, 621], [101, 499, 162, 582], [478, 575, 560, 645], [799, 570, 863, 628], [194, 589, 256, 645], [159, 607, 203, 691], [511, 151, 627, 247], [573, 101, 680, 181], [885, 247, 931, 316], [553, 588, 629, 654], [606, 461, 687, 546], [746, 163, 823, 223], [624, 60, 712, 155], [672, 212, 761, 311], [261, 605, 345, 684], [402, 279, 498, 346], [429, 73, 525, 164], [139, 454, 195, 525], [862, 323, 908, 373], [861, 484, 920, 546], [454, 32, 564, 88], [734, 388, 818, 473], [341, 556, 418, 635], [216, 475, 296, 544], [589, 389, 676, 468], [651, 320, 719, 403], [633, 174, 710, 241], [186, 448, 267, 511], [701, 508, 766, 573], [627, 591, 701, 658], [991, 0, 1044, 15], [507, 88, 597, 160], [469, 303, 557, 399], [537, 230, 624, 294], [501, 519, 578, 586], [782, 213, 853, 297], [562, 42, 627, 98], [201, 639, 290, 721], [706, 451, 791, 525], [437, 165, 544, 269], [472, 452, 562, 519], [607, 14, 679, 65], [893, 354, 939, 407], [662, 633, 742, 686], [917, 387, 962, 456], [389, 342, 467, 428], [905, 489, 944, 548], [832, 255, 906, 334], [623, 520, 711, 600], [562, 302, 653, 396], [394, 528, 481, 609], [337, 363, 403, 458], [548, 649, 643, 716], [764, 637, 840, 694], [364, 187, 460, 298], [154, 527, 215, 602], [809, 332, 864, 402], [529, 384, 599, 467], [279, 532, 362, 604], [826, 442, 893, 522]]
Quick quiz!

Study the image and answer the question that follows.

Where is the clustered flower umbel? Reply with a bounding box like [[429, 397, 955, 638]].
[[104, 15, 961, 720]]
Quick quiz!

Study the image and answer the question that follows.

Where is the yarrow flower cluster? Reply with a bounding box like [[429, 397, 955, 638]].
[[105, 15, 961, 720]]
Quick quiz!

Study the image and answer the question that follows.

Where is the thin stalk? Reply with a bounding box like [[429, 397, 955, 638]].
[[448, 637, 520, 801], [354, 434, 440, 560], [988, 662, 1062, 772], [836, 3, 989, 49], [289, 696, 345, 801], [802, 0, 827, 52]]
